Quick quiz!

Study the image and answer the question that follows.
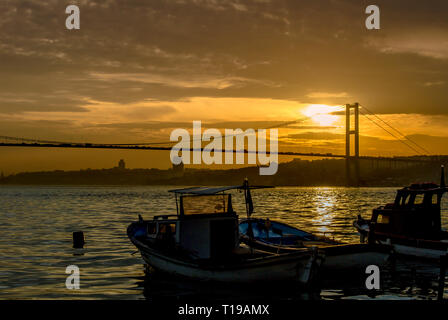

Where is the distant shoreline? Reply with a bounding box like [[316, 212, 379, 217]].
[[0, 183, 401, 188], [0, 157, 443, 188]]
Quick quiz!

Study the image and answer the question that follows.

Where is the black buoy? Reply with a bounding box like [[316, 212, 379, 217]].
[[73, 231, 85, 248]]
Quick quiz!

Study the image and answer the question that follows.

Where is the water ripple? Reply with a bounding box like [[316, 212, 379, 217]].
[[1, 185, 447, 300]]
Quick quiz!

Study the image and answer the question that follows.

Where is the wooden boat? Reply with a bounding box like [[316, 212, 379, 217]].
[[127, 182, 324, 284], [353, 166, 448, 260], [239, 218, 392, 272]]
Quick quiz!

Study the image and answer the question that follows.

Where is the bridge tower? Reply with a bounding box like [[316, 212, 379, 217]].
[[346, 103, 360, 186]]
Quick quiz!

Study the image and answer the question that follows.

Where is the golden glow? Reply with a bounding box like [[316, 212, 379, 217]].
[[301, 104, 341, 126]]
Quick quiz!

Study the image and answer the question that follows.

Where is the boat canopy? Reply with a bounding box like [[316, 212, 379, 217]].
[[169, 186, 241, 195], [399, 183, 447, 193], [168, 183, 272, 217], [181, 194, 231, 215], [169, 185, 273, 195]]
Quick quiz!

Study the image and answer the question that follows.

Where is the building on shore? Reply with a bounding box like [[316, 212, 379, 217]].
[[118, 159, 126, 170], [172, 159, 184, 177]]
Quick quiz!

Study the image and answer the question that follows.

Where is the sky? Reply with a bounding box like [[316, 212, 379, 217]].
[[0, 0, 448, 174]]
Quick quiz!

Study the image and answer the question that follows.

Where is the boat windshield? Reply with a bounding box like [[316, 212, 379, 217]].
[[239, 220, 317, 240], [181, 194, 232, 215]]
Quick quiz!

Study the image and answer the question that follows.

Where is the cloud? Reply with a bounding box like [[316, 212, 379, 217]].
[[0, 93, 89, 114], [306, 92, 349, 99], [0, 0, 448, 132], [89, 72, 278, 90], [422, 81, 445, 87], [287, 132, 343, 141], [93, 120, 304, 130], [329, 111, 346, 116], [365, 29, 448, 60]]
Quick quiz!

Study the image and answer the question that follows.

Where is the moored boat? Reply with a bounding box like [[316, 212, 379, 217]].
[[353, 166, 448, 260], [239, 218, 392, 272], [127, 182, 324, 284]]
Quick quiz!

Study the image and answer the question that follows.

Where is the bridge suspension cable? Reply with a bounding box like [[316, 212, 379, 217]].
[[0, 103, 432, 159], [359, 109, 425, 155], [360, 105, 430, 154]]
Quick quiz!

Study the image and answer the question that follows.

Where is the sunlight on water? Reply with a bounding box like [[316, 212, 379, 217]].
[[0, 185, 447, 300]]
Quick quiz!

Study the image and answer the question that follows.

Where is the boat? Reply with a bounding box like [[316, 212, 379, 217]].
[[127, 181, 325, 285], [353, 166, 448, 260], [239, 218, 392, 272]]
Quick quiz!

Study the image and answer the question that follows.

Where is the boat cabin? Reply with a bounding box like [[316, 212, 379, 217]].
[[371, 182, 447, 239], [147, 186, 241, 260]]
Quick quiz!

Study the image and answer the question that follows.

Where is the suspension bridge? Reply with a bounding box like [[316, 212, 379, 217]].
[[0, 103, 445, 185]]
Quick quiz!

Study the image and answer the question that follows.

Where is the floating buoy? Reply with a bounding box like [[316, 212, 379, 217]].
[[73, 231, 85, 248]]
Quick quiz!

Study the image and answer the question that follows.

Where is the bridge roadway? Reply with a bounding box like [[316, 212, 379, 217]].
[[0, 142, 440, 164]]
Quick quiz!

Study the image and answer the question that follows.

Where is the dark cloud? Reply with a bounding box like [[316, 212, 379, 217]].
[[92, 120, 302, 130], [287, 132, 343, 141], [330, 111, 346, 116], [0, 0, 447, 116]]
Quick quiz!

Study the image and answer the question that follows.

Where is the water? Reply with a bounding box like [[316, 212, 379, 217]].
[[0, 186, 447, 300]]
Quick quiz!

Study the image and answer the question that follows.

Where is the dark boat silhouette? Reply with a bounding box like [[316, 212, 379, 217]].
[[354, 166, 448, 260], [127, 181, 324, 284], [239, 218, 391, 272]]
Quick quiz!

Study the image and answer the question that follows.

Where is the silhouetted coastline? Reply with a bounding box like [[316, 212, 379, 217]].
[[1, 157, 445, 187]]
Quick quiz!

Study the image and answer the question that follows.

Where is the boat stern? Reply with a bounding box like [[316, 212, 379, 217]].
[[297, 247, 326, 286], [353, 215, 370, 243]]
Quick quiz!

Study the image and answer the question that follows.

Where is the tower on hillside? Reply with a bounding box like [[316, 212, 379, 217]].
[[172, 158, 184, 177], [118, 159, 126, 170]]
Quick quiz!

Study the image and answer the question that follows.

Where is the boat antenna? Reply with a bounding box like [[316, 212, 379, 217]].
[[441, 165, 446, 189], [243, 178, 254, 218], [243, 178, 255, 253]]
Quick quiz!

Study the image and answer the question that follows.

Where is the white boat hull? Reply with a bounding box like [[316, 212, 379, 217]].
[[324, 250, 390, 271], [354, 220, 448, 260], [378, 241, 447, 260]]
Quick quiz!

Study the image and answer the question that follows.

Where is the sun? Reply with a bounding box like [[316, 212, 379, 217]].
[[301, 104, 341, 126]]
